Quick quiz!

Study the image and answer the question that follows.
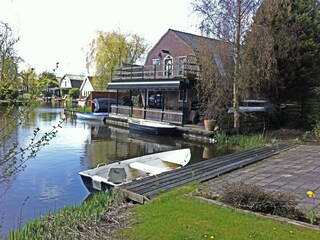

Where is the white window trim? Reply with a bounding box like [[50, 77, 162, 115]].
[[152, 59, 160, 65], [178, 90, 188, 103], [177, 56, 187, 75]]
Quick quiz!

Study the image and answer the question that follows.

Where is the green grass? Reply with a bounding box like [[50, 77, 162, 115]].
[[119, 185, 320, 240], [73, 106, 91, 112], [214, 131, 268, 153]]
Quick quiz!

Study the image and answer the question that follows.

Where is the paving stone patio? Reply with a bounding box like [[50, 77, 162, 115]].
[[205, 145, 320, 214]]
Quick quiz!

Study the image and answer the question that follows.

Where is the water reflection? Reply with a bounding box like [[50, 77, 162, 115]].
[[0, 105, 232, 238], [202, 146, 216, 159], [78, 121, 181, 168]]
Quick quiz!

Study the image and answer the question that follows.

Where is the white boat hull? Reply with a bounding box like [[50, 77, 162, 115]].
[[79, 148, 191, 192]]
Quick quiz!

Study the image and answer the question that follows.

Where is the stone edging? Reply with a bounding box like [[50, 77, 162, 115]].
[[187, 195, 320, 231]]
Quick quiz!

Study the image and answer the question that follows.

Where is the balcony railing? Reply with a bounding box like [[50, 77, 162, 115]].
[[112, 56, 199, 81]]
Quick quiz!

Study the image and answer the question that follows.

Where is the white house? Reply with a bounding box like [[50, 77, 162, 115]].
[[79, 76, 94, 99], [59, 74, 86, 95]]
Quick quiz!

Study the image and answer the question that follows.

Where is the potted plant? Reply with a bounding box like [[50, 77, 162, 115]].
[[204, 119, 216, 131]]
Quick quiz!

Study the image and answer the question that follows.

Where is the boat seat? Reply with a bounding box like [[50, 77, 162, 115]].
[[162, 158, 182, 165], [129, 162, 164, 175], [108, 168, 127, 184]]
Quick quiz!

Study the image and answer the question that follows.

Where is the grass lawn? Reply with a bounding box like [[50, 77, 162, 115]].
[[118, 184, 320, 240]]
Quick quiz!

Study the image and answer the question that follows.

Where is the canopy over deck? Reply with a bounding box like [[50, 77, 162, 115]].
[[107, 80, 183, 90]]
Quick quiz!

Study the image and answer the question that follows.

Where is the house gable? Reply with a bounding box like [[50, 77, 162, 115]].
[[80, 76, 94, 98], [145, 29, 195, 66], [60, 74, 85, 89]]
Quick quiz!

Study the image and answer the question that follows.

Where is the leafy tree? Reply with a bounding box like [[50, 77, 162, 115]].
[[240, 1, 279, 102], [0, 22, 63, 186], [246, 0, 320, 102], [38, 70, 58, 94], [86, 30, 149, 90], [192, 0, 262, 134], [68, 88, 80, 99], [0, 21, 21, 99], [275, 0, 320, 101], [19, 67, 36, 94]]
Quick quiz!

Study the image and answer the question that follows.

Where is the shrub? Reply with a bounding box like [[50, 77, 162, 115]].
[[68, 88, 80, 99], [219, 182, 305, 221]]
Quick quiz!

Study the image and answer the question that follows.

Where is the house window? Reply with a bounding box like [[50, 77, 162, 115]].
[[148, 90, 162, 108], [152, 59, 160, 70], [178, 90, 187, 102], [178, 57, 186, 75], [164, 55, 173, 77]]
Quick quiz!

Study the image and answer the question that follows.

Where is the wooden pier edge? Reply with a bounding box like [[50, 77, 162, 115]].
[[116, 144, 295, 204], [114, 188, 150, 204]]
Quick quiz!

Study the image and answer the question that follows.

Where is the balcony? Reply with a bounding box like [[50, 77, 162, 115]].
[[111, 55, 199, 82]]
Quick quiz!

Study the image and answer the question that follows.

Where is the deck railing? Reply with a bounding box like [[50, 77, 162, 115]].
[[110, 105, 183, 125], [112, 56, 199, 81]]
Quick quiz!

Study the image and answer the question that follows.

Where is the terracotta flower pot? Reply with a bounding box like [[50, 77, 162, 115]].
[[204, 119, 216, 131]]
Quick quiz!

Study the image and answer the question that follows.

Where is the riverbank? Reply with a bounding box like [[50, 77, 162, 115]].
[[10, 183, 320, 239], [8, 130, 319, 239]]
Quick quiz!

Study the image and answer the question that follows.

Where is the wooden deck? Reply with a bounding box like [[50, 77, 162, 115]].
[[116, 144, 294, 204], [112, 56, 199, 81]]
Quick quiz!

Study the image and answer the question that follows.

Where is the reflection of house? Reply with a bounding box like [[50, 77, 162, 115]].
[[60, 74, 86, 95], [107, 29, 231, 126]]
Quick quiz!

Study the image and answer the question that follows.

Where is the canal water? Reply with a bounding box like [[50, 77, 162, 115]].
[[0, 105, 226, 238]]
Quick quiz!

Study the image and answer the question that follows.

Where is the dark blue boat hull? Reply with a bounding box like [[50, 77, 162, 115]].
[[129, 123, 175, 135]]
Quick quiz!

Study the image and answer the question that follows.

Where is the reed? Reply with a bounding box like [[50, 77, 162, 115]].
[[9, 191, 114, 240], [214, 131, 267, 150]]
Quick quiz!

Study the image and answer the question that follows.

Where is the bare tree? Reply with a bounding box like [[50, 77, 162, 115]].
[[195, 39, 234, 122], [192, 0, 262, 134]]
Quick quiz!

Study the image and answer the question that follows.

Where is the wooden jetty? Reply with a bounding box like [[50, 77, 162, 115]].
[[116, 144, 293, 204]]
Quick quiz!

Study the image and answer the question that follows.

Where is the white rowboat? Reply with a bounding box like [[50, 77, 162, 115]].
[[79, 148, 191, 191]]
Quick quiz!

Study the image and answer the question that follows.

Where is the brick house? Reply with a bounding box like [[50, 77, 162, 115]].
[[107, 29, 229, 125]]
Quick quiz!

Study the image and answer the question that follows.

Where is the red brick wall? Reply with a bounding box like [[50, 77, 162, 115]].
[[145, 30, 195, 65]]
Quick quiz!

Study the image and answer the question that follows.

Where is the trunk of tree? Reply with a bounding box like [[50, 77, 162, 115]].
[[233, 0, 242, 135]]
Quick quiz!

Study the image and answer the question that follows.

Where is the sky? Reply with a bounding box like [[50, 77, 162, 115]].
[[0, 0, 200, 77]]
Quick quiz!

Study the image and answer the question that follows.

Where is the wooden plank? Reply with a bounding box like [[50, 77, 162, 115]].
[[144, 151, 279, 199], [137, 151, 276, 196], [114, 188, 149, 204], [120, 148, 270, 195], [119, 145, 293, 203], [122, 147, 272, 191]]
